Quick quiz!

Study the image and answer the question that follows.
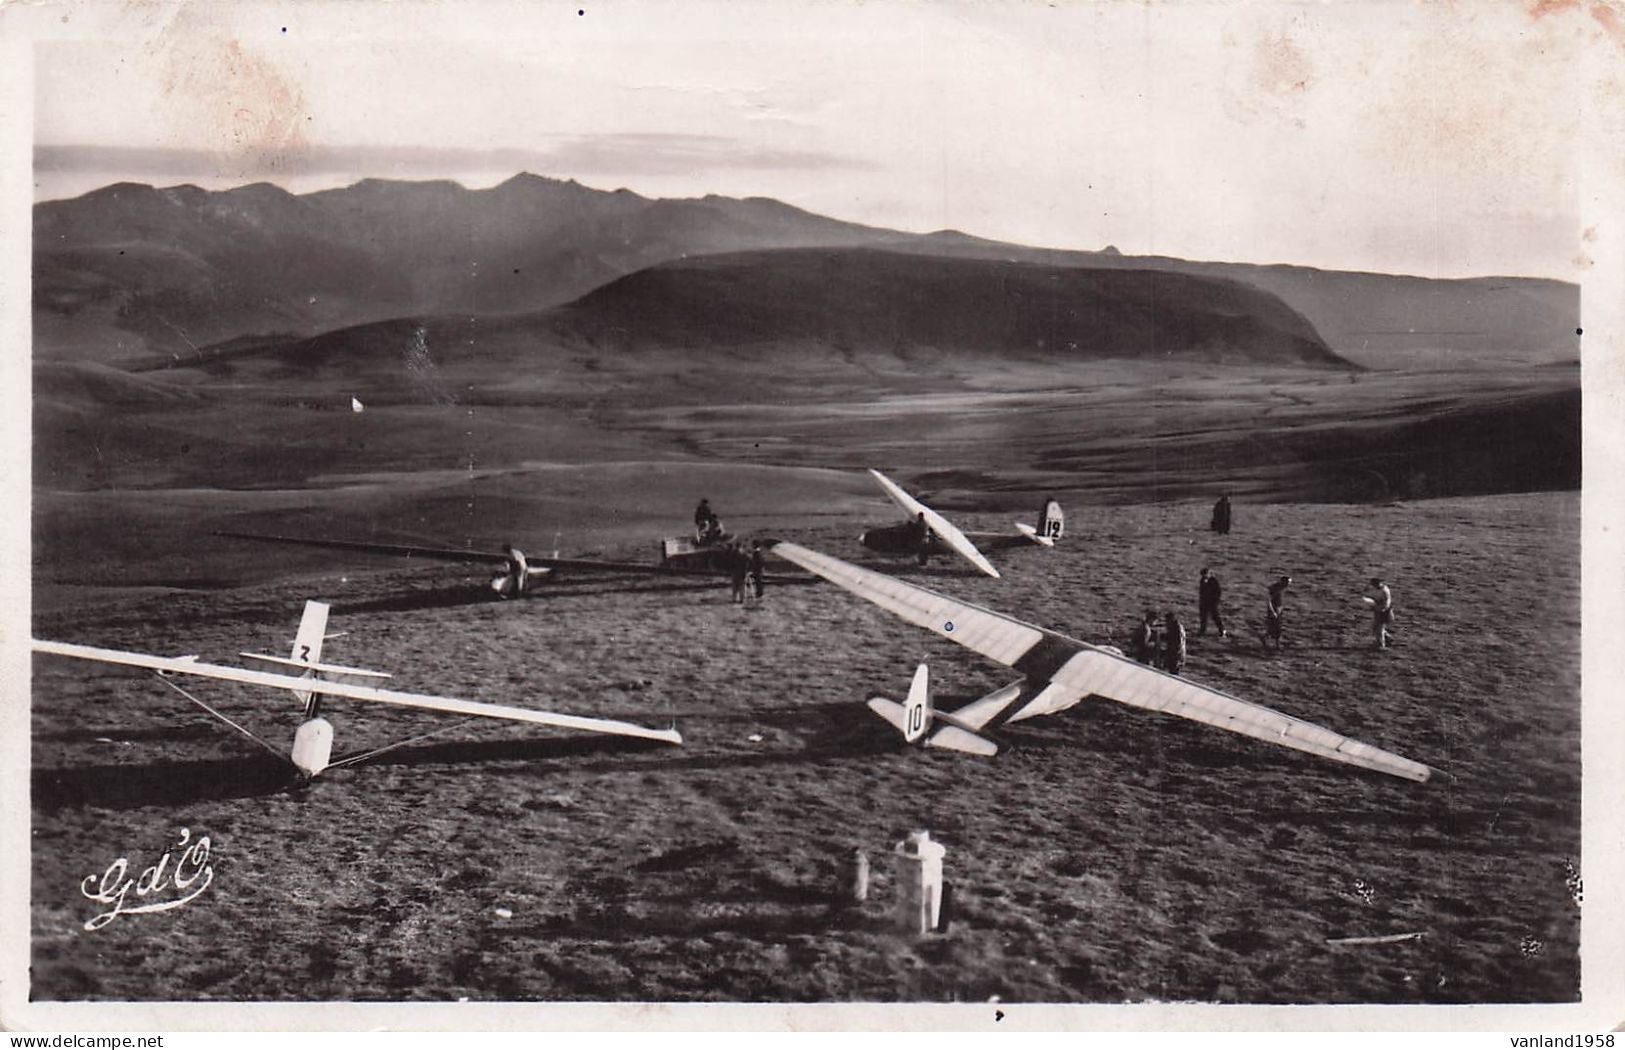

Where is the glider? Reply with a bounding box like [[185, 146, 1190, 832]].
[[33, 600, 681, 778], [857, 470, 1064, 578], [770, 541, 1432, 782], [216, 530, 807, 598]]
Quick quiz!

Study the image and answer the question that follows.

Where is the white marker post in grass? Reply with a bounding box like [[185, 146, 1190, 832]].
[[893, 830, 947, 935]]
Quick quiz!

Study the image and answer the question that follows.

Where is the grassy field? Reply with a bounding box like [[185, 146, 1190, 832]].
[[29, 490, 1580, 1003], [31, 359, 1578, 600]]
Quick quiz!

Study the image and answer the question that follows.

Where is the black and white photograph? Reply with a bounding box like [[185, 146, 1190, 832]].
[[3, 0, 1620, 1031]]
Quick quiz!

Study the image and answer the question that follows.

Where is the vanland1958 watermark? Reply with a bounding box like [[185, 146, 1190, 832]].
[[79, 827, 213, 931]]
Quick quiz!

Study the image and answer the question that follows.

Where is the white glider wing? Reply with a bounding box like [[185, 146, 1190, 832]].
[[776, 540, 1039, 663], [238, 652, 393, 681], [1038, 649, 1431, 782], [771, 542, 1430, 782], [32, 640, 682, 746], [868, 469, 1001, 578]]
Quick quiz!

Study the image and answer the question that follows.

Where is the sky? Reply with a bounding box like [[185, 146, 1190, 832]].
[[24, 0, 1616, 280]]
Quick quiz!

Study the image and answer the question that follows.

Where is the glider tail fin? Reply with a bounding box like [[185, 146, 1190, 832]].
[[1039, 499, 1064, 541], [1015, 499, 1065, 547], [290, 600, 329, 710], [865, 663, 997, 755], [901, 662, 931, 743], [867, 662, 934, 744], [292, 600, 330, 666]]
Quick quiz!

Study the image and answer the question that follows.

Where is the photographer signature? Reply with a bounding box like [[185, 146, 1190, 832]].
[[80, 827, 214, 931]]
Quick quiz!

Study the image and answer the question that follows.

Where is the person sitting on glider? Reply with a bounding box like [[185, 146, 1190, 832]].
[[694, 499, 724, 545]]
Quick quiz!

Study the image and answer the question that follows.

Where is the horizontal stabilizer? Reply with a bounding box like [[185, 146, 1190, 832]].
[[868, 697, 995, 755], [239, 652, 393, 680], [925, 724, 999, 756], [1013, 522, 1055, 547], [866, 697, 909, 734]]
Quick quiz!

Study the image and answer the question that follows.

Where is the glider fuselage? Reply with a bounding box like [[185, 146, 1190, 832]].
[[857, 520, 1058, 560], [858, 520, 949, 560]]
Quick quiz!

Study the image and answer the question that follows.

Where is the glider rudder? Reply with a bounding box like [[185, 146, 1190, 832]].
[[1040, 499, 1064, 541], [291, 600, 328, 710], [902, 662, 932, 743]]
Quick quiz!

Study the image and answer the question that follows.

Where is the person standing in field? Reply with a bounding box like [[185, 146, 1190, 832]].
[[1211, 494, 1233, 535], [1363, 577, 1394, 650], [728, 543, 749, 604], [1264, 575, 1292, 649], [748, 541, 766, 602], [1198, 567, 1227, 638], [501, 544, 529, 599], [911, 511, 934, 565], [1162, 612, 1188, 675], [1130, 611, 1159, 666]]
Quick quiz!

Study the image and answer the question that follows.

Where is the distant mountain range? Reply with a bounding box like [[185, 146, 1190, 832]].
[[34, 173, 1579, 370], [33, 174, 892, 361]]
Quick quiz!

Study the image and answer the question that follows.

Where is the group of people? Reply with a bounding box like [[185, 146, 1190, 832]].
[[1129, 610, 1188, 675], [1127, 495, 1397, 667], [697, 500, 766, 605], [1257, 573, 1392, 650], [1190, 566, 1295, 652], [1188, 566, 1394, 653]]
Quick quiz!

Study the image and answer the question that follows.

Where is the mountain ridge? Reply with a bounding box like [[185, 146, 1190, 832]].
[[33, 174, 1579, 369]]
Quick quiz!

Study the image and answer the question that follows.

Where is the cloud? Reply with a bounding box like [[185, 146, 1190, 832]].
[[34, 135, 875, 184]]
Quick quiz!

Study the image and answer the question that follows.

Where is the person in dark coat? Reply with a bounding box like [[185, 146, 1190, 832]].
[[1211, 494, 1233, 535], [727, 544, 749, 604], [1198, 567, 1227, 637], [911, 511, 934, 566], [695, 498, 723, 545], [1130, 611, 1159, 666], [1162, 612, 1188, 675], [749, 541, 766, 601], [1264, 575, 1292, 649]]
